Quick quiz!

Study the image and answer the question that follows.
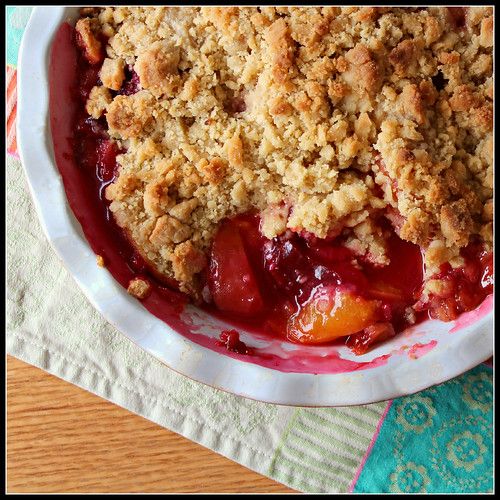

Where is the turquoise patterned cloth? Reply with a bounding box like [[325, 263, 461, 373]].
[[7, 7, 493, 493], [354, 365, 493, 493], [6, 6, 32, 67]]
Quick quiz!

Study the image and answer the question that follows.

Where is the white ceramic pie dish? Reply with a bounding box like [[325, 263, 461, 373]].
[[17, 6, 493, 406]]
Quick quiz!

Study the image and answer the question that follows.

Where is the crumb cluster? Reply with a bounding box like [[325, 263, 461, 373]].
[[78, 7, 493, 296]]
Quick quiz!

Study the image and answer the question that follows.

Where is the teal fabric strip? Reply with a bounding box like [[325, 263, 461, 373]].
[[353, 364, 493, 493], [6, 6, 33, 67]]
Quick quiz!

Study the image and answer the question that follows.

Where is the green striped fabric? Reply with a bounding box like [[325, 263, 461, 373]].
[[269, 404, 386, 492]]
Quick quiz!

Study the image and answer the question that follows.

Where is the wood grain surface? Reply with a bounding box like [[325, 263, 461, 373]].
[[6, 356, 296, 493]]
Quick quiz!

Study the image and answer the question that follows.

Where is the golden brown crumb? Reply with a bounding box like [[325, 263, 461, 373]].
[[260, 204, 289, 239], [440, 200, 474, 247], [96, 255, 105, 267], [398, 84, 425, 124], [438, 51, 460, 65], [198, 158, 227, 185], [480, 16, 493, 47], [169, 199, 199, 223], [171, 241, 207, 294], [75, 18, 102, 64], [343, 44, 380, 95], [389, 39, 420, 78], [269, 95, 293, 116], [149, 214, 192, 247], [470, 104, 493, 133], [225, 133, 244, 168], [134, 41, 180, 96], [449, 85, 480, 112], [106, 92, 154, 139], [265, 18, 296, 86], [76, 7, 493, 295], [86, 85, 112, 119], [127, 277, 151, 299], [100, 58, 125, 91]]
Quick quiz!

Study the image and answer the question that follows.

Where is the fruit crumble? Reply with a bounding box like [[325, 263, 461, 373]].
[[67, 6, 493, 354]]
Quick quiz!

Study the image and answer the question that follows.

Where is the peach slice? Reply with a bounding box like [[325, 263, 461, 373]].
[[287, 288, 380, 344]]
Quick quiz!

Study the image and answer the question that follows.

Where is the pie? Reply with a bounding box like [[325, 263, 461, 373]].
[[67, 6, 493, 355]]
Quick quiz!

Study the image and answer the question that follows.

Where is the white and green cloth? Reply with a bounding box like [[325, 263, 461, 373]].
[[7, 7, 493, 493]]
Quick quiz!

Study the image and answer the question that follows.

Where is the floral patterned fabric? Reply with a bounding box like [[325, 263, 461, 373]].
[[353, 365, 493, 493]]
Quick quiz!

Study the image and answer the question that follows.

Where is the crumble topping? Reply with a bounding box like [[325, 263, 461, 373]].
[[127, 277, 151, 299], [134, 41, 181, 96], [78, 7, 493, 297], [75, 17, 103, 64], [100, 57, 126, 91], [86, 85, 112, 118]]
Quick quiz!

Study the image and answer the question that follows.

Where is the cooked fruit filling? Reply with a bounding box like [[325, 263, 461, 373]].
[[203, 214, 492, 353], [61, 7, 493, 355]]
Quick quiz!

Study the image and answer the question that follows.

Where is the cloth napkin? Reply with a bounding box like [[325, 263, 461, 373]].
[[6, 7, 493, 493]]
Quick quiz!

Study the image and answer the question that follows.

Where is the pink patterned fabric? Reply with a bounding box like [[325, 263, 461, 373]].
[[7, 66, 18, 157]]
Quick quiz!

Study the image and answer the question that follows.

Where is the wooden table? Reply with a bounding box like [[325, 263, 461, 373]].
[[7, 356, 295, 493]]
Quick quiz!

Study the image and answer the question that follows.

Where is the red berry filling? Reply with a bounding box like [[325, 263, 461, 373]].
[[217, 330, 251, 355], [119, 66, 141, 96], [416, 242, 493, 322], [204, 214, 492, 354]]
